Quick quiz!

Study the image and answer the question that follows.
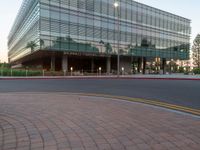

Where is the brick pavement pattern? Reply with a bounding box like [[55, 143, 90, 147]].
[[0, 93, 199, 150]]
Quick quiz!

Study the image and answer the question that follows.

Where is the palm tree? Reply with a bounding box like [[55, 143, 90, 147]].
[[40, 39, 45, 49], [26, 41, 37, 53], [127, 44, 133, 49], [104, 43, 112, 54], [99, 40, 105, 53], [99, 40, 105, 45], [65, 36, 74, 43], [127, 44, 134, 54]]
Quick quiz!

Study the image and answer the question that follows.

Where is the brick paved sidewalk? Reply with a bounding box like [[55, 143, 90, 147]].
[[0, 93, 199, 150]]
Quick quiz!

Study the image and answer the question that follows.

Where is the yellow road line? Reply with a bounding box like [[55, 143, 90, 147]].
[[74, 93, 200, 116]]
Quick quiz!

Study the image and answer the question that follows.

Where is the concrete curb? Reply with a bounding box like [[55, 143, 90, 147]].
[[0, 76, 200, 80], [74, 92, 200, 116]]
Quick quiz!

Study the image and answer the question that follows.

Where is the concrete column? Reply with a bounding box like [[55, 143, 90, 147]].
[[62, 55, 68, 72], [162, 58, 166, 74], [91, 58, 94, 73], [106, 57, 111, 74], [51, 55, 55, 71], [142, 57, 146, 74]]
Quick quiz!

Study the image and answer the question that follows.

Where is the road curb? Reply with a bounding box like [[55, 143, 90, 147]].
[[74, 93, 200, 116], [0, 76, 200, 81]]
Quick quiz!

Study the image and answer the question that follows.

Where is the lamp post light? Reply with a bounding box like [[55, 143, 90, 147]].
[[114, 1, 120, 77], [70, 67, 73, 76], [135, 67, 138, 73], [99, 67, 102, 76], [121, 67, 124, 76]]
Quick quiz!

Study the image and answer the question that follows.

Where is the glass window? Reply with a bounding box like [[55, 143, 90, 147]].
[[41, 9, 49, 18]]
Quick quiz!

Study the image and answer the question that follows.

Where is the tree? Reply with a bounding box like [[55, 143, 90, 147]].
[[26, 41, 37, 53], [192, 34, 200, 68]]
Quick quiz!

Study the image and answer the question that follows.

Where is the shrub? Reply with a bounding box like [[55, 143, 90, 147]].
[[193, 68, 200, 74], [0, 69, 42, 76], [178, 67, 184, 73]]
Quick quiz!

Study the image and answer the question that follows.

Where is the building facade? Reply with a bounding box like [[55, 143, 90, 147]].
[[8, 0, 191, 74]]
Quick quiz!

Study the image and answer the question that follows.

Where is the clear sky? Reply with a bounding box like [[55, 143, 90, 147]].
[[0, 0, 199, 62]]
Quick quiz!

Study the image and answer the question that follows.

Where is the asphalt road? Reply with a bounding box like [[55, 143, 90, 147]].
[[0, 79, 199, 109]]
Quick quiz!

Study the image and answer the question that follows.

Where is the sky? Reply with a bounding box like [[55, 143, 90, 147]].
[[0, 0, 200, 62]]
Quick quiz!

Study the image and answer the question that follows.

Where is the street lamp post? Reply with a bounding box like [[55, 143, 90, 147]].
[[114, 1, 120, 77]]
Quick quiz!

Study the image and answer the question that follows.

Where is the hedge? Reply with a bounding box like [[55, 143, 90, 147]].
[[0, 69, 42, 76], [193, 68, 200, 74]]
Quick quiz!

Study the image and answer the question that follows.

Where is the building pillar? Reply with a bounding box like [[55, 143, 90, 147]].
[[106, 57, 111, 74], [142, 57, 146, 74], [62, 55, 68, 72], [162, 58, 166, 74], [91, 58, 94, 73], [51, 55, 55, 71]]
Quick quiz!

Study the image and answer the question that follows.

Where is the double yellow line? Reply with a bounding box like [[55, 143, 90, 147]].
[[75, 93, 200, 116]]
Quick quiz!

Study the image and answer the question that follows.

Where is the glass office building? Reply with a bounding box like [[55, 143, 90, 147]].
[[8, 0, 191, 73]]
